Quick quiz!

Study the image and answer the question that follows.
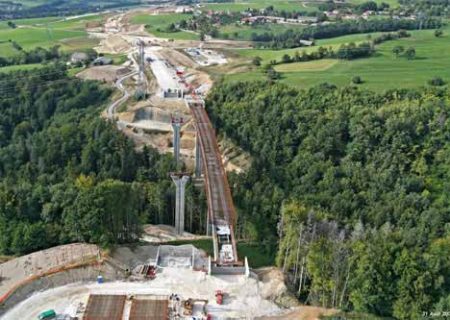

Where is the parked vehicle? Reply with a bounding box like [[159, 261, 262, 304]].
[[38, 309, 56, 320]]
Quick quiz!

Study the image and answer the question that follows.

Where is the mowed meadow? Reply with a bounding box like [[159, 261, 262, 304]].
[[227, 25, 450, 91], [0, 14, 104, 57]]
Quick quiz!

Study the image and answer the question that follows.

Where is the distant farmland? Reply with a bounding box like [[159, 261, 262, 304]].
[[130, 13, 198, 40], [227, 26, 450, 91], [0, 15, 104, 55]]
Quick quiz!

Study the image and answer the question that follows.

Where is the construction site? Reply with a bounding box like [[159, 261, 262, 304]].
[[0, 242, 294, 319], [0, 5, 336, 320], [81, 7, 251, 273]]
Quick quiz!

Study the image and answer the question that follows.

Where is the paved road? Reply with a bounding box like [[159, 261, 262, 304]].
[[107, 71, 139, 120]]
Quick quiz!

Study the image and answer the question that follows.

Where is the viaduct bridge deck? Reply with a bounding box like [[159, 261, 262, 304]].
[[188, 101, 239, 266]]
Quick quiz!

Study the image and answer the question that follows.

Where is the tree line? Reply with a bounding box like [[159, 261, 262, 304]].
[[207, 81, 450, 319], [398, 0, 450, 18], [256, 31, 412, 69], [0, 65, 206, 255], [317, 0, 389, 13], [0, 44, 62, 67], [251, 18, 442, 49], [250, 5, 320, 18]]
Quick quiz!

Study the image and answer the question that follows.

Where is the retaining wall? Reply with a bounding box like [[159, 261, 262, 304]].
[[0, 261, 125, 316]]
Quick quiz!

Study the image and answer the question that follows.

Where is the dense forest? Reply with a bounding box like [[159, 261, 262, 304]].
[[0, 65, 206, 255], [207, 81, 450, 319]]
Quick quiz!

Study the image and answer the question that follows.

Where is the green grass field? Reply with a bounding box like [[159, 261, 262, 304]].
[[237, 242, 275, 267], [0, 15, 104, 56], [0, 42, 18, 57], [275, 59, 337, 71], [232, 32, 385, 63], [130, 13, 198, 40], [0, 63, 45, 73], [47, 14, 103, 30], [0, 27, 85, 49], [5, 16, 60, 26], [103, 53, 128, 65], [227, 27, 450, 91], [0, 64, 85, 76]]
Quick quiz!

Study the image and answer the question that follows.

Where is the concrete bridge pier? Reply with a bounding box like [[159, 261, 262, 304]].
[[171, 115, 184, 168], [171, 174, 190, 235]]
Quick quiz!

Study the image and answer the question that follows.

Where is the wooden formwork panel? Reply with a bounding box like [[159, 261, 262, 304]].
[[129, 299, 169, 320], [83, 294, 126, 320]]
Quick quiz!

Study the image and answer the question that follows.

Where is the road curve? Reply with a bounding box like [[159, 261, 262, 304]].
[[107, 71, 139, 120]]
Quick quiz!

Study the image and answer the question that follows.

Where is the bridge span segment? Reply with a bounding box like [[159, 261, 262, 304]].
[[187, 100, 240, 267]]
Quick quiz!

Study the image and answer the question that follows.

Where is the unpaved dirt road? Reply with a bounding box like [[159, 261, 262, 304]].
[[107, 70, 138, 119]]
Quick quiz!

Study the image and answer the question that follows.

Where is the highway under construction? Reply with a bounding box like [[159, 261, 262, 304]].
[[95, 30, 242, 269], [0, 8, 325, 320], [151, 42, 241, 268]]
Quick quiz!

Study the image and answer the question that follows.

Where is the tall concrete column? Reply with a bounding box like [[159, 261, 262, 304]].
[[171, 115, 183, 167], [195, 132, 202, 178], [171, 174, 189, 235]]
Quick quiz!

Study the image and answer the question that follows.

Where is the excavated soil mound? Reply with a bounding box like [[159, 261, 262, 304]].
[[158, 48, 197, 69], [256, 268, 292, 302], [256, 306, 338, 320], [255, 267, 338, 320], [97, 35, 131, 54], [141, 224, 205, 243], [77, 65, 131, 83]]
